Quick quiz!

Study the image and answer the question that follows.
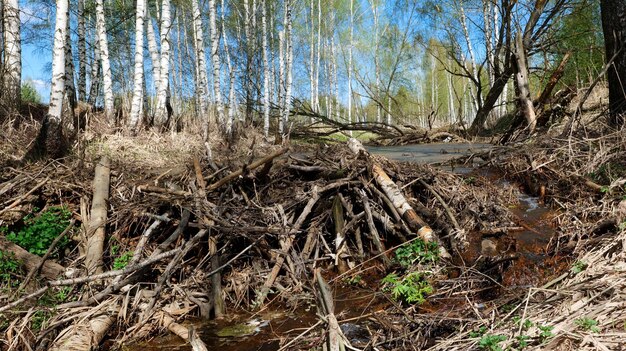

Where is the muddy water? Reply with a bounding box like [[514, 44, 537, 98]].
[[130, 287, 382, 351], [366, 143, 493, 165]]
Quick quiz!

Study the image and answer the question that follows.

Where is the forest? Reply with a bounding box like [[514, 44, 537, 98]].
[[0, 0, 625, 350]]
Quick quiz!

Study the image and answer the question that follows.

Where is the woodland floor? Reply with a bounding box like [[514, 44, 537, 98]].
[[0, 99, 625, 351]]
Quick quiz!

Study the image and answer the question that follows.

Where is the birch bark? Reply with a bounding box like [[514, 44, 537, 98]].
[[208, 0, 225, 130], [77, 0, 86, 102], [262, 0, 271, 137], [95, 0, 114, 120], [129, 0, 146, 128], [154, 0, 172, 126], [2, 0, 21, 109], [192, 0, 209, 117]]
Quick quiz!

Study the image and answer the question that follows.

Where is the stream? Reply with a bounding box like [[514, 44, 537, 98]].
[[131, 143, 561, 351]]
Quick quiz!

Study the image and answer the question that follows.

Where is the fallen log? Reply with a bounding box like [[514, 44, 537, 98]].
[[347, 138, 451, 258], [0, 236, 65, 280], [49, 304, 119, 351], [85, 156, 110, 275]]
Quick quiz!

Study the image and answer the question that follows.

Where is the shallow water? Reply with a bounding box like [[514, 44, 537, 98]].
[[366, 142, 493, 164]]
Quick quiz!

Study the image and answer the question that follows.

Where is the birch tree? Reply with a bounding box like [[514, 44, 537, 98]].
[[262, 0, 271, 137], [95, 0, 114, 120], [192, 0, 209, 120], [77, 0, 87, 102], [44, 0, 69, 158], [279, 0, 293, 140], [129, 0, 146, 128], [2, 0, 21, 110], [154, 0, 172, 126], [208, 0, 225, 131]]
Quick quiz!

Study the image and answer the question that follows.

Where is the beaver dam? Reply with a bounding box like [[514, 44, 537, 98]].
[[1, 125, 625, 351]]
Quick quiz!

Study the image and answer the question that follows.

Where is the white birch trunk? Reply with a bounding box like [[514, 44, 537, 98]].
[[314, 0, 321, 111], [3, 0, 21, 108], [88, 29, 101, 105], [208, 0, 225, 130], [64, 19, 77, 109], [370, 1, 381, 123], [95, 0, 114, 120], [262, 0, 271, 137], [280, 0, 293, 140], [192, 0, 209, 118], [309, 0, 315, 111], [77, 0, 86, 101], [459, 2, 479, 113], [221, 0, 236, 135], [154, 0, 172, 126], [347, 0, 353, 133], [48, 0, 69, 123], [278, 31, 285, 127], [146, 7, 161, 98], [129, 0, 146, 128]]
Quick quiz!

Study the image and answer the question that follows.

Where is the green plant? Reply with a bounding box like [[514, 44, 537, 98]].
[[512, 316, 533, 330], [571, 261, 588, 274], [477, 334, 507, 351], [31, 310, 51, 331], [344, 275, 362, 286], [394, 239, 439, 267], [0, 250, 22, 285], [113, 251, 134, 270], [21, 80, 42, 104], [469, 326, 488, 338], [515, 335, 530, 349], [575, 318, 600, 333], [381, 272, 433, 304], [538, 324, 554, 342], [6, 206, 72, 257]]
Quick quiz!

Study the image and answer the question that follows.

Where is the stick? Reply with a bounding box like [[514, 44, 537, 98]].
[[206, 147, 288, 191], [0, 177, 49, 215], [358, 189, 391, 266]]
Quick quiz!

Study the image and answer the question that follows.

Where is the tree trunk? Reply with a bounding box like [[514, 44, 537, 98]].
[[77, 0, 86, 102], [2, 0, 21, 110], [221, 0, 236, 136], [88, 26, 101, 106], [146, 7, 161, 103], [192, 0, 210, 129], [347, 0, 354, 133], [85, 156, 110, 275], [600, 0, 626, 126], [64, 16, 76, 110], [95, 0, 114, 121], [154, 0, 172, 127], [513, 32, 536, 133], [43, 0, 69, 159], [283, 0, 293, 139], [208, 0, 225, 131], [262, 0, 271, 137], [129, 0, 146, 129]]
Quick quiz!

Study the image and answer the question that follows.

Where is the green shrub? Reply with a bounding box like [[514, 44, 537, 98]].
[[394, 239, 439, 267], [113, 251, 134, 270], [0, 250, 22, 285], [381, 272, 433, 304], [6, 206, 72, 257], [575, 318, 600, 333], [477, 334, 507, 351]]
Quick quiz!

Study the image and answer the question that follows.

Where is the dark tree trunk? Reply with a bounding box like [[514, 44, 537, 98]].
[[468, 67, 514, 135], [601, 0, 626, 126]]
